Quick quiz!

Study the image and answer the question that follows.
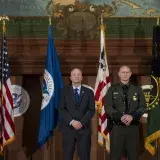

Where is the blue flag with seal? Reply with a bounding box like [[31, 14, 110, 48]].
[[38, 25, 63, 147]]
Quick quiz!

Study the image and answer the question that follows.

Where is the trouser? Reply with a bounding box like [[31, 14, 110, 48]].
[[62, 132, 91, 160], [110, 124, 139, 160]]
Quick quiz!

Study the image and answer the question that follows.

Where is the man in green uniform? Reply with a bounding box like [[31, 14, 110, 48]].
[[104, 65, 146, 160]]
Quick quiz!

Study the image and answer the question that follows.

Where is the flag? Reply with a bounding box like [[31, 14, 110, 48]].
[[145, 25, 160, 156], [0, 21, 15, 152], [38, 25, 63, 147], [94, 19, 111, 151]]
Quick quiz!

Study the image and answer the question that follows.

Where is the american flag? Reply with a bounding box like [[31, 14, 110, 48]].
[[0, 23, 15, 152], [94, 20, 111, 151]]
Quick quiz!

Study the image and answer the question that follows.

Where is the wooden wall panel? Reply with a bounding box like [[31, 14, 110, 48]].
[[8, 39, 152, 75]]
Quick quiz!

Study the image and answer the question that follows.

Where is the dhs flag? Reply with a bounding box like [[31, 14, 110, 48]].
[[38, 25, 63, 147]]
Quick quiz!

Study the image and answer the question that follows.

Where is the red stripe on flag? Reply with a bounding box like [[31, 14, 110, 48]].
[[106, 76, 111, 84], [103, 128, 109, 136], [5, 84, 14, 109], [3, 100, 15, 133], [100, 112, 107, 123], [98, 124, 109, 136], [98, 125, 102, 132], [102, 97, 104, 106], [3, 127, 10, 141], [95, 81, 106, 101], [95, 76, 110, 101]]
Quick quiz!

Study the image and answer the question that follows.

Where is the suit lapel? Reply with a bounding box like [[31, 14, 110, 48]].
[[77, 86, 85, 107]]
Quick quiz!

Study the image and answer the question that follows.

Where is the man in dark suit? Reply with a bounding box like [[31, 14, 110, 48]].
[[104, 65, 147, 160], [59, 68, 95, 160]]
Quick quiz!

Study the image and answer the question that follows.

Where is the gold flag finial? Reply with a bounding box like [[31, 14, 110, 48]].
[[3, 20, 6, 33], [49, 16, 52, 26], [157, 17, 159, 25], [0, 16, 9, 21], [100, 13, 105, 31], [101, 13, 104, 25], [0, 16, 9, 33]]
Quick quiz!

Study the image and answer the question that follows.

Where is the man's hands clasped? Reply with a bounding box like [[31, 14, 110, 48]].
[[121, 115, 133, 126], [71, 120, 83, 130]]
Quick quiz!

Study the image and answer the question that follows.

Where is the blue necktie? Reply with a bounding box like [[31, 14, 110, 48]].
[[74, 88, 79, 103]]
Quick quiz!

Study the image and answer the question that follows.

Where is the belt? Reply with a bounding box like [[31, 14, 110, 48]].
[[113, 121, 139, 126]]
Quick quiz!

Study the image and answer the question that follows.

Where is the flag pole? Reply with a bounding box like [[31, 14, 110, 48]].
[[100, 12, 107, 159], [157, 17, 159, 25], [42, 16, 53, 160], [0, 15, 9, 160], [48, 15, 52, 160], [0, 16, 3, 154], [155, 17, 159, 160], [48, 15, 57, 160]]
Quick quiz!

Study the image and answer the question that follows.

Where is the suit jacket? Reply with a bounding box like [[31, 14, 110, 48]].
[[59, 85, 95, 134], [104, 83, 147, 124]]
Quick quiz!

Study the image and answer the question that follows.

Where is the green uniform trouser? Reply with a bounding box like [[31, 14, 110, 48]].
[[110, 124, 139, 160]]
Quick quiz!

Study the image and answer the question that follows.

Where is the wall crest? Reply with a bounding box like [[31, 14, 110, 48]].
[[46, 0, 117, 39]]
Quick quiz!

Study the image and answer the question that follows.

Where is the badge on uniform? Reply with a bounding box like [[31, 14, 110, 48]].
[[133, 95, 137, 101], [113, 92, 118, 94]]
